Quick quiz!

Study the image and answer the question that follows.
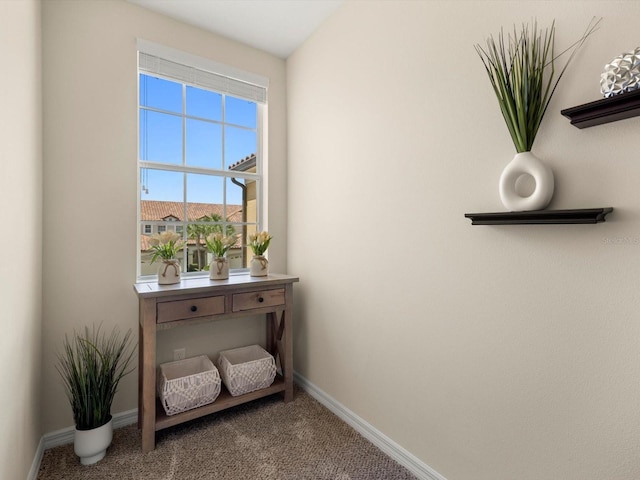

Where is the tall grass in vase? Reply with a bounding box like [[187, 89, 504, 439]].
[[475, 19, 599, 211]]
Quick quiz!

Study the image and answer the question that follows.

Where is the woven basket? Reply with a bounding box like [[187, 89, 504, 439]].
[[157, 355, 221, 416], [217, 345, 276, 396]]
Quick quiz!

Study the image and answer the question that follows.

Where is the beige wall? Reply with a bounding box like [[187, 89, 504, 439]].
[[287, 2, 640, 479], [0, 1, 43, 478], [31, 1, 640, 478], [41, 0, 287, 433]]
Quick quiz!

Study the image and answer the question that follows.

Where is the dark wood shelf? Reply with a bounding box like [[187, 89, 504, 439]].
[[561, 89, 640, 128], [464, 208, 613, 225]]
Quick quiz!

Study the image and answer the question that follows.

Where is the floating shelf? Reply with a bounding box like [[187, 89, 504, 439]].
[[464, 208, 613, 225], [561, 89, 640, 128]]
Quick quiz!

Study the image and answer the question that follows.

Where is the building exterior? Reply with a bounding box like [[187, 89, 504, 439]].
[[139, 200, 243, 275], [139, 154, 258, 276]]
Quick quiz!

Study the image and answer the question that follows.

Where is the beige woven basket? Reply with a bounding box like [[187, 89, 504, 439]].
[[157, 355, 221, 416], [217, 345, 276, 396]]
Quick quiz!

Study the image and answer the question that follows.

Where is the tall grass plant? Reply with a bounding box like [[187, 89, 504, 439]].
[[476, 19, 600, 153], [56, 325, 135, 430]]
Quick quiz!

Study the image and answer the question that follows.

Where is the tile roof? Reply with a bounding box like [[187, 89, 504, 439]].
[[228, 153, 256, 172], [140, 200, 243, 222], [140, 235, 152, 251], [140, 200, 244, 252]]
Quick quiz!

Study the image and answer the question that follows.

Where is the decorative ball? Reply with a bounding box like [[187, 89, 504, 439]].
[[600, 47, 640, 98]]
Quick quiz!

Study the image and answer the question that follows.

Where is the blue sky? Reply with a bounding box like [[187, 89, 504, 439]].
[[139, 74, 257, 205]]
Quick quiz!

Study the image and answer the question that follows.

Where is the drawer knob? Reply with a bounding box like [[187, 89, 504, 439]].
[[258, 297, 264, 303], [190, 305, 198, 312]]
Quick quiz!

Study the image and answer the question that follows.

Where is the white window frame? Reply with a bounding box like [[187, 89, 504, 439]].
[[136, 40, 268, 282]]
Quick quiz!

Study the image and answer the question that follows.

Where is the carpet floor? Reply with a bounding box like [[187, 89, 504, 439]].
[[37, 386, 418, 479]]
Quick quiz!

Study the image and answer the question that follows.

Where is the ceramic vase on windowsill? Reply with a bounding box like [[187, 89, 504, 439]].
[[210, 257, 229, 280], [250, 255, 269, 277], [148, 231, 185, 285], [204, 233, 238, 281], [248, 231, 272, 277], [158, 259, 181, 285]]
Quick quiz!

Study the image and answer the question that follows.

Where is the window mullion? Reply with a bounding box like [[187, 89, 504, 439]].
[[182, 83, 189, 267], [139, 160, 259, 180], [257, 103, 264, 231], [221, 94, 227, 223]]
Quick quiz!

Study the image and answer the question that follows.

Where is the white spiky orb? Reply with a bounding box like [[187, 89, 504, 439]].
[[600, 47, 640, 98]]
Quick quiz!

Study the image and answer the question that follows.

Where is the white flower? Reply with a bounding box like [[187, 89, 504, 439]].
[[158, 230, 181, 244], [205, 233, 238, 257], [249, 231, 272, 255], [148, 230, 184, 263]]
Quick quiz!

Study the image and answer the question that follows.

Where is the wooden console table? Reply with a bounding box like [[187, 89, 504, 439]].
[[134, 273, 299, 452]]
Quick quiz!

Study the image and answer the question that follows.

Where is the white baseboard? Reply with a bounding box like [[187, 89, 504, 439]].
[[293, 372, 447, 480], [113, 408, 139, 430], [42, 408, 138, 450], [27, 436, 44, 480], [29, 408, 139, 480]]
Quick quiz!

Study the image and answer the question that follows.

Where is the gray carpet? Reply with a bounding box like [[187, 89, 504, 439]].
[[37, 386, 418, 479]]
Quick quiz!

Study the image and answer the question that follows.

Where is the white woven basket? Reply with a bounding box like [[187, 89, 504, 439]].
[[157, 355, 221, 416], [217, 345, 276, 397]]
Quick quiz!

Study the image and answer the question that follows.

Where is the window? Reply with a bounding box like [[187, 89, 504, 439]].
[[143, 224, 152, 234], [137, 41, 268, 279]]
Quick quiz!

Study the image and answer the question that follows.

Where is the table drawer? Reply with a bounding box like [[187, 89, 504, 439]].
[[232, 288, 285, 312], [157, 296, 225, 324]]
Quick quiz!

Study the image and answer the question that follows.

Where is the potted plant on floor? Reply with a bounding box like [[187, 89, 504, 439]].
[[56, 325, 135, 465]]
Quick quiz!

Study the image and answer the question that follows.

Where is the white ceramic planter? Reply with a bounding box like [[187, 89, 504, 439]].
[[499, 151, 554, 211], [74, 418, 113, 465], [249, 255, 269, 277], [209, 257, 229, 280], [157, 259, 181, 285]]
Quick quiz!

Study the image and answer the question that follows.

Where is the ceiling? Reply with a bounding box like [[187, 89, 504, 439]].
[[128, 0, 344, 59]]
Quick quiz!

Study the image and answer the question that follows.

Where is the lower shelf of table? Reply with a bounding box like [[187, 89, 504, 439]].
[[155, 375, 286, 431]]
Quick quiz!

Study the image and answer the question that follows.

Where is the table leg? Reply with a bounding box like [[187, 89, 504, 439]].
[[283, 283, 294, 402], [137, 319, 143, 428], [140, 298, 157, 453]]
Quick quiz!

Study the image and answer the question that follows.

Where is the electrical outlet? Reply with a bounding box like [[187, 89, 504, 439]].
[[173, 348, 186, 361]]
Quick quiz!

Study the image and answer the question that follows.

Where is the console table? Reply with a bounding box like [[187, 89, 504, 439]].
[[134, 273, 299, 452]]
